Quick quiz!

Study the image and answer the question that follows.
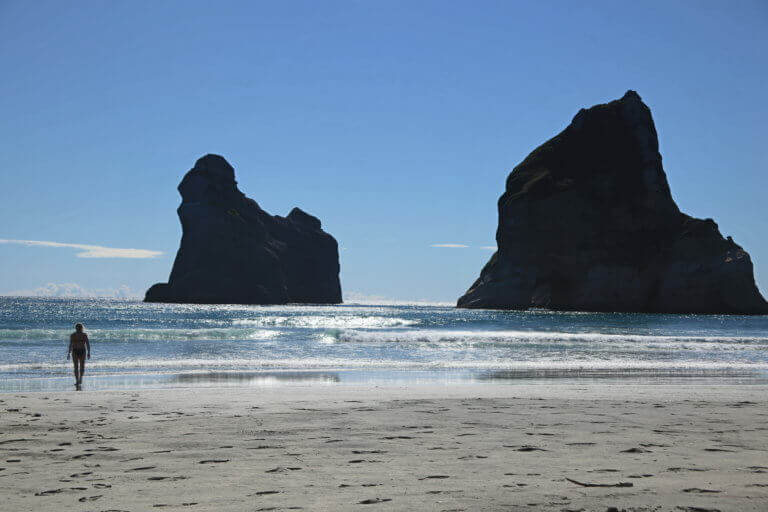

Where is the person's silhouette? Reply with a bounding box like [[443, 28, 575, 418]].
[[67, 323, 90, 389]]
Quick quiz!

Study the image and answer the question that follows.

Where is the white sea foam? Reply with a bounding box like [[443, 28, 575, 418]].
[[321, 329, 768, 351]]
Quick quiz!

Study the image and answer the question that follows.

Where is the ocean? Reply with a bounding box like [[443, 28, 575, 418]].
[[1, 296, 767, 392]]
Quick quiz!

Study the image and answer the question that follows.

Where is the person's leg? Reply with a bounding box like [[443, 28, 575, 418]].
[[78, 354, 86, 383], [73, 357, 80, 384]]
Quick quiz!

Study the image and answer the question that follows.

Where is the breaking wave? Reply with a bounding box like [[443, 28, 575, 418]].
[[232, 315, 419, 329], [0, 328, 281, 343], [322, 328, 768, 351]]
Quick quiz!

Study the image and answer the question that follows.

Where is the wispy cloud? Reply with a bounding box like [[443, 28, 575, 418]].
[[4, 282, 139, 299], [0, 239, 162, 259], [480, 246, 497, 250]]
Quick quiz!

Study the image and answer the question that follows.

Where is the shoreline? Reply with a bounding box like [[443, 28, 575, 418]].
[[3, 367, 768, 394], [2, 383, 767, 511]]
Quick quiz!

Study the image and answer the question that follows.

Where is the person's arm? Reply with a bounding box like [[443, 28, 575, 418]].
[[85, 333, 91, 359], [67, 335, 73, 360]]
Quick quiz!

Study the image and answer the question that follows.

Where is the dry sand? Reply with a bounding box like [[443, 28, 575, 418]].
[[1, 382, 767, 511]]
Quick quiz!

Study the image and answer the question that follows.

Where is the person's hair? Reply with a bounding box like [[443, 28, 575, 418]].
[[75, 323, 84, 332]]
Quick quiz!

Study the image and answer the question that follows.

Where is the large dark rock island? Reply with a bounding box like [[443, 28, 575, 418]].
[[458, 91, 767, 314], [145, 155, 342, 305]]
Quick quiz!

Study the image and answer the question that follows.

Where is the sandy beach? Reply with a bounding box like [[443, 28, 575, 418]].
[[1, 383, 767, 511]]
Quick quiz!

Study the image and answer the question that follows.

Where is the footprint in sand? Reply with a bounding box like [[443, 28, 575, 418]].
[[34, 487, 88, 497], [359, 498, 392, 504], [265, 467, 302, 473], [126, 466, 157, 472], [35, 489, 64, 496], [0, 438, 32, 445], [621, 447, 652, 453], [503, 445, 547, 452]]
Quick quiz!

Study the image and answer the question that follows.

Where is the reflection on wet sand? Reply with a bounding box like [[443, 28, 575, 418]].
[[171, 371, 341, 385], [477, 368, 768, 384], [6, 368, 768, 392]]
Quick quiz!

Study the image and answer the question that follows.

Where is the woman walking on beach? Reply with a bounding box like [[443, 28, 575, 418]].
[[67, 323, 90, 388]]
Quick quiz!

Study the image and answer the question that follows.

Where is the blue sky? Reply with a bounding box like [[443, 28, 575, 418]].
[[0, 0, 766, 302]]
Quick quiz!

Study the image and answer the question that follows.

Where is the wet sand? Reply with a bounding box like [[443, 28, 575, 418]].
[[1, 383, 767, 511]]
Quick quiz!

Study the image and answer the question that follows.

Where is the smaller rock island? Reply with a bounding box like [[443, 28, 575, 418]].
[[145, 154, 342, 305], [458, 91, 768, 314]]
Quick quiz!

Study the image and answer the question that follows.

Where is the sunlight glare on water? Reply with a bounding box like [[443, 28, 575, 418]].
[[1, 297, 767, 391]]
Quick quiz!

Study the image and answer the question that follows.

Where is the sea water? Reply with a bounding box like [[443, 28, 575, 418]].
[[1, 297, 767, 391]]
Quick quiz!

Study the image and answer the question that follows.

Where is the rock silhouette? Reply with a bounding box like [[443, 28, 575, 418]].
[[458, 91, 767, 314], [145, 154, 342, 304]]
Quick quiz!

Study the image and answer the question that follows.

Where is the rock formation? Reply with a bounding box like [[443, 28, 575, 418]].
[[145, 154, 342, 304], [458, 91, 767, 314]]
